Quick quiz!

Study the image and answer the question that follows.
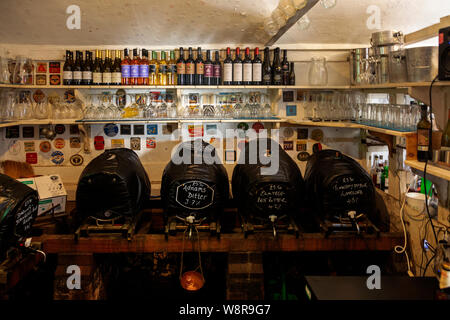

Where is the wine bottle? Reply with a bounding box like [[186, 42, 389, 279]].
[[441, 109, 450, 147], [223, 47, 233, 85], [82, 51, 92, 85], [149, 51, 158, 85], [72, 51, 82, 85], [252, 47, 262, 85], [92, 50, 102, 85], [130, 49, 141, 85], [195, 47, 204, 85], [233, 47, 243, 85], [262, 47, 272, 85], [168, 50, 177, 85], [102, 50, 112, 85], [177, 47, 186, 85], [158, 51, 168, 86], [272, 47, 282, 85], [281, 50, 289, 85], [243, 47, 252, 85], [111, 50, 122, 85], [417, 104, 431, 162], [204, 50, 213, 86], [288, 62, 295, 85], [138, 49, 149, 85], [63, 50, 73, 85], [185, 47, 195, 85], [213, 51, 221, 85], [121, 49, 131, 85]]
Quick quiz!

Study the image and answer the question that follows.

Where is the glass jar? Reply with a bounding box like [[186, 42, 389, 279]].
[[308, 57, 328, 86]]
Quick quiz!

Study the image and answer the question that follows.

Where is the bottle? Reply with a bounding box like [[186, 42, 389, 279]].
[[381, 160, 389, 191], [111, 50, 122, 86], [243, 47, 252, 85], [417, 104, 431, 162], [167, 50, 177, 85], [102, 50, 112, 85], [262, 47, 272, 85], [376, 155, 384, 189], [82, 51, 92, 85], [223, 47, 233, 85], [289, 62, 295, 85], [149, 51, 158, 85], [176, 47, 186, 85], [185, 47, 195, 85], [442, 109, 450, 147], [121, 49, 131, 85], [252, 47, 262, 85], [129, 48, 139, 85], [213, 51, 221, 85], [158, 51, 168, 86], [203, 50, 213, 86], [92, 50, 102, 85], [281, 49, 289, 85], [138, 49, 149, 85], [371, 155, 379, 186], [272, 47, 282, 85], [195, 47, 204, 85], [63, 50, 73, 85], [72, 51, 82, 85], [233, 47, 243, 85]]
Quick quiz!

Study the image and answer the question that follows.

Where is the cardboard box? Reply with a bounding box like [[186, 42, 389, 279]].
[[18, 175, 67, 216]]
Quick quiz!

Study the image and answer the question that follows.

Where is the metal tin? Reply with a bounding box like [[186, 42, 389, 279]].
[[349, 48, 371, 85], [388, 50, 408, 83], [371, 30, 404, 47], [405, 46, 439, 82]]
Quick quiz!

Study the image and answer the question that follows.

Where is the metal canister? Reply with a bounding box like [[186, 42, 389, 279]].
[[388, 49, 408, 83], [405, 46, 439, 82], [349, 48, 370, 85], [371, 30, 404, 47]]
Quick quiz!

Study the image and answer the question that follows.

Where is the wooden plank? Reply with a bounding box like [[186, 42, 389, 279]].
[[265, 0, 320, 46], [404, 15, 450, 45], [0, 253, 44, 293], [36, 233, 402, 254], [405, 160, 450, 182]]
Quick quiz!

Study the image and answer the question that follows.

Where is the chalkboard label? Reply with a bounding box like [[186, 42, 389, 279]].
[[255, 184, 289, 211], [14, 195, 38, 236], [331, 176, 369, 205], [176, 181, 214, 210]]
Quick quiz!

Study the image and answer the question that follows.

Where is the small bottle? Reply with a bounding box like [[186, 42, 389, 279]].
[[233, 47, 243, 85], [72, 51, 83, 85], [185, 47, 195, 85], [223, 47, 233, 85], [204, 50, 213, 86], [121, 49, 131, 85], [371, 155, 379, 186], [288, 62, 295, 85], [262, 47, 272, 85], [167, 50, 177, 85], [272, 47, 282, 85], [82, 51, 92, 85], [63, 50, 73, 85], [281, 49, 289, 85], [213, 51, 221, 85], [243, 47, 252, 85], [111, 50, 122, 86], [195, 47, 204, 85], [92, 50, 102, 86], [417, 104, 431, 162], [138, 49, 149, 85], [158, 51, 168, 86], [102, 50, 112, 85], [377, 155, 384, 189], [442, 108, 450, 147], [149, 51, 158, 85], [130, 48, 140, 85], [176, 47, 186, 85]]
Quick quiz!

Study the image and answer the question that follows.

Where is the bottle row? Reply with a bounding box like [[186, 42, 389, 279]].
[[62, 47, 296, 86]]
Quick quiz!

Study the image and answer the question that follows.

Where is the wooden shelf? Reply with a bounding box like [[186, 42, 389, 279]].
[[284, 119, 415, 137], [405, 160, 450, 182], [35, 232, 402, 254]]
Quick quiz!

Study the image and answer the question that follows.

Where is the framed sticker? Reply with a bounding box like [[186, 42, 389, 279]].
[[162, 124, 176, 135], [94, 136, 105, 150], [120, 124, 131, 135], [296, 141, 307, 151], [26, 153, 38, 164], [54, 138, 65, 149], [111, 139, 124, 148], [70, 124, 80, 135], [70, 137, 81, 148], [36, 62, 47, 73], [22, 126, 35, 138], [146, 138, 156, 149], [50, 151, 64, 165], [297, 128, 308, 139], [6, 126, 20, 139], [49, 62, 60, 74], [35, 74, 47, 85], [133, 125, 145, 135], [188, 125, 204, 137], [70, 154, 84, 166], [49, 74, 61, 85], [286, 105, 297, 117], [283, 91, 294, 102], [130, 137, 141, 150], [146, 124, 158, 135], [54, 124, 66, 135], [24, 141, 35, 152], [104, 123, 119, 137], [39, 141, 51, 153], [283, 140, 294, 151]]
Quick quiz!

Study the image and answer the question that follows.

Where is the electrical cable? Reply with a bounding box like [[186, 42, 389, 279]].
[[394, 194, 414, 276]]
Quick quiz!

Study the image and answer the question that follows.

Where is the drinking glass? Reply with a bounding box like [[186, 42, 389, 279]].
[[0, 57, 10, 84], [34, 100, 50, 119], [12, 56, 33, 85], [308, 57, 328, 86]]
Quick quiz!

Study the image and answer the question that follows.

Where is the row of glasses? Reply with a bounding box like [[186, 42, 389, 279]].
[[358, 103, 419, 131], [0, 56, 34, 84]]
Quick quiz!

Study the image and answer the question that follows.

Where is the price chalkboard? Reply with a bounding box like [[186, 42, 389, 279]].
[[14, 195, 38, 236], [176, 181, 214, 210], [255, 184, 289, 211], [331, 176, 370, 206]]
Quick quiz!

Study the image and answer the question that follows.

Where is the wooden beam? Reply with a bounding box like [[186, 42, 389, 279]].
[[404, 15, 450, 45], [36, 233, 403, 254], [265, 0, 320, 47]]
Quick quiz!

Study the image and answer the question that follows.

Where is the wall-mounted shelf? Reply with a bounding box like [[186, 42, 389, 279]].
[[284, 118, 415, 137], [405, 160, 450, 182]]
